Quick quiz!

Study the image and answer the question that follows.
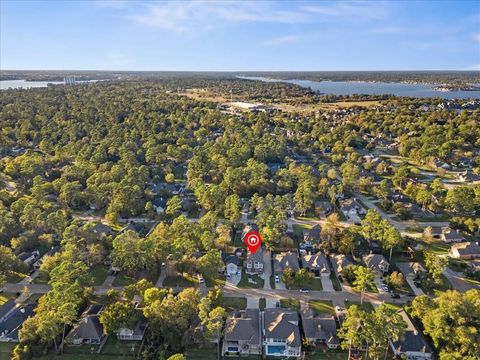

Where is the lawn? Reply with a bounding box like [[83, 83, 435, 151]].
[[448, 259, 468, 272], [382, 302, 403, 311], [163, 274, 196, 288], [291, 224, 312, 239], [237, 272, 265, 289], [221, 296, 247, 311], [280, 298, 301, 311], [415, 214, 450, 222], [5, 271, 26, 283], [0, 342, 15, 360], [205, 275, 226, 288], [288, 277, 323, 291], [308, 300, 336, 316], [112, 272, 138, 287], [185, 345, 218, 360], [90, 265, 109, 286], [259, 297, 266, 311], [345, 301, 375, 313], [330, 273, 342, 291], [418, 240, 450, 255], [33, 271, 50, 284], [101, 336, 139, 358]]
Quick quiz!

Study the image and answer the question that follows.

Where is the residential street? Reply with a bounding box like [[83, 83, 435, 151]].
[[443, 268, 480, 293]]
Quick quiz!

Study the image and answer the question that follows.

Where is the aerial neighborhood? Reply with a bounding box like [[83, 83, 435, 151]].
[[1, 71, 479, 360]]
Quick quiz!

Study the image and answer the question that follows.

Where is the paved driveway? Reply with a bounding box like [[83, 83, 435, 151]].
[[246, 296, 259, 309], [226, 272, 241, 286], [262, 250, 272, 290], [320, 275, 334, 292]]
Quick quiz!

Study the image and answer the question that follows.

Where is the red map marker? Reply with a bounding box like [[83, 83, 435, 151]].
[[245, 231, 262, 254]]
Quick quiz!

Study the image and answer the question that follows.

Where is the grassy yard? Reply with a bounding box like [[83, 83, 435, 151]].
[[308, 300, 336, 316], [291, 224, 312, 239], [5, 271, 26, 283], [448, 259, 468, 272], [415, 214, 450, 222], [185, 345, 218, 360], [163, 274, 196, 288], [280, 298, 301, 311], [259, 297, 266, 311], [33, 271, 49, 284], [345, 301, 375, 313], [237, 272, 265, 289], [221, 296, 247, 311], [287, 277, 323, 291], [112, 272, 138, 287], [100, 336, 139, 358], [0, 342, 15, 360], [205, 275, 226, 288], [418, 239, 450, 255], [90, 265, 109, 286], [330, 272, 342, 291]]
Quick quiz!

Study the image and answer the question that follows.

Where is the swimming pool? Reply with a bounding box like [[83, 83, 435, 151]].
[[266, 345, 286, 355]]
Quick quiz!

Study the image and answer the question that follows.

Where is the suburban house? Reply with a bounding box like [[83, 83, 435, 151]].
[[449, 242, 480, 260], [389, 309, 433, 360], [90, 223, 115, 238], [116, 320, 146, 341], [303, 224, 321, 244], [69, 304, 104, 345], [0, 303, 36, 342], [222, 309, 261, 356], [340, 198, 365, 224], [301, 309, 340, 349], [330, 254, 354, 275], [17, 250, 40, 266], [263, 308, 301, 358], [363, 254, 390, 275], [33, 245, 61, 269], [245, 249, 264, 275], [223, 254, 239, 276], [273, 252, 300, 275], [301, 253, 330, 277], [151, 197, 168, 214], [440, 229, 465, 243]]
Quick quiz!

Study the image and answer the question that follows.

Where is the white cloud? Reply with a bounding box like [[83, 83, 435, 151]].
[[473, 33, 480, 42], [130, 0, 390, 34], [463, 64, 480, 70]]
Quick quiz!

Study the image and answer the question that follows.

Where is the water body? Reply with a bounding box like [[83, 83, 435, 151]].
[[237, 76, 480, 99], [0, 79, 101, 90]]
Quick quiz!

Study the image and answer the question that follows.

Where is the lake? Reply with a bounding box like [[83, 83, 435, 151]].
[[237, 76, 480, 99], [0, 79, 101, 90]]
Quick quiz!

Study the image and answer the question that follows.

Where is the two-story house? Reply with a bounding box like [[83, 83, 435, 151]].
[[263, 308, 301, 358], [222, 309, 261, 356]]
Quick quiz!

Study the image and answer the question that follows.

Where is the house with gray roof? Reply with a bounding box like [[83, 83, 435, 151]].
[[449, 242, 480, 260], [68, 305, 104, 345], [245, 249, 264, 275], [389, 309, 433, 359], [441, 229, 465, 243], [301, 309, 339, 349], [0, 300, 16, 323], [301, 253, 330, 277], [363, 254, 390, 275], [273, 252, 300, 275], [116, 320, 146, 341], [330, 254, 354, 275], [0, 303, 36, 342], [222, 309, 261, 356], [263, 308, 301, 358]]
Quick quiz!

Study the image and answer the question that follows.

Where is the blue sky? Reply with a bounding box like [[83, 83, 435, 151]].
[[1, 0, 479, 71]]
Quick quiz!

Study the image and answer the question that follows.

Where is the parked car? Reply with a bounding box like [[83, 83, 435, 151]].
[[299, 289, 309, 293], [198, 275, 205, 284], [390, 293, 400, 299], [275, 274, 280, 283]]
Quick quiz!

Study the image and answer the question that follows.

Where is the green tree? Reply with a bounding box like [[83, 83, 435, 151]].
[[99, 302, 139, 335], [166, 195, 182, 217], [353, 266, 375, 305]]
